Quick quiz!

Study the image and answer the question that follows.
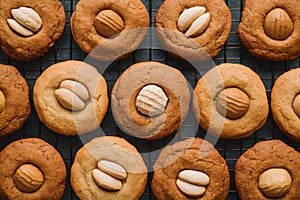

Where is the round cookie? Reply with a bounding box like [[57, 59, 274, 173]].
[[193, 63, 268, 139], [237, 0, 300, 61], [111, 61, 190, 140], [235, 140, 300, 199], [33, 60, 108, 136], [152, 138, 230, 200], [71, 0, 149, 61], [0, 138, 66, 200], [155, 0, 231, 61], [71, 136, 147, 200], [271, 68, 300, 141], [0, 0, 65, 61], [0, 64, 30, 137]]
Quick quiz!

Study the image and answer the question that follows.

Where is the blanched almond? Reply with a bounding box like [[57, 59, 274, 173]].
[[60, 80, 89, 101], [185, 13, 210, 37], [11, 7, 42, 32], [7, 19, 33, 36], [178, 6, 206, 32], [178, 170, 209, 186], [55, 88, 85, 111], [92, 169, 122, 191], [97, 160, 127, 180], [176, 179, 206, 197]]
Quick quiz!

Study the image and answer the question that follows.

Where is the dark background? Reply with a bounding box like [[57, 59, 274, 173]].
[[0, 0, 299, 199]]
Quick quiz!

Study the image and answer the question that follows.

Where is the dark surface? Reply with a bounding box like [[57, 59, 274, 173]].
[[0, 0, 299, 199]]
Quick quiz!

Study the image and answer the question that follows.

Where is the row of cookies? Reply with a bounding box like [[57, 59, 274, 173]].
[[0, 136, 299, 199], [1, 0, 299, 62], [1, 61, 300, 141]]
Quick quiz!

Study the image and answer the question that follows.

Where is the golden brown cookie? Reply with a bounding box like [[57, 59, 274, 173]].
[[152, 138, 230, 200], [71, 0, 149, 61], [0, 138, 66, 200], [111, 61, 190, 140], [193, 63, 268, 139], [271, 68, 300, 141], [155, 0, 231, 61], [33, 60, 108, 136], [235, 140, 300, 199], [0, 0, 65, 61], [237, 0, 300, 61], [71, 136, 147, 200], [0, 64, 30, 137]]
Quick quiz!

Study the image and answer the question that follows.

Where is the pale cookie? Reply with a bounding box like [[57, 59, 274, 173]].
[[71, 136, 147, 200], [33, 60, 108, 136], [193, 63, 268, 139]]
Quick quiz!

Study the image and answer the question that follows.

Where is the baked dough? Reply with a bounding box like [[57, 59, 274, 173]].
[[152, 138, 230, 200], [0, 0, 65, 61], [71, 136, 147, 200], [33, 60, 108, 136], [71, 0, 149, 61], [271, 68, 300, 141], [0, 64, 30, 137], [111, 62, 190, 140], [155, 0, 231, 61], [0, 138, 66, 200], [235, 140, 300, 199], [193, 63, 268, 139], [237, 0, 300, 61]]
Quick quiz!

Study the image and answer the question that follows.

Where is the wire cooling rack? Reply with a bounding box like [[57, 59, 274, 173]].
[[0, 0, 299, 199]]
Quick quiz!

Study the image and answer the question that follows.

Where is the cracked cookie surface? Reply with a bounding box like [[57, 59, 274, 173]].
[[0, 0, 65, 61], [155, 0, 231, 61], [33, 60, 108, 136], [237, 0, 300, 61], [235, 140, 300, 199], [0, 138, 66, 200], [151, 138, 230, 200], [71, 136, 147, 200], [0, 64, 30, 137]]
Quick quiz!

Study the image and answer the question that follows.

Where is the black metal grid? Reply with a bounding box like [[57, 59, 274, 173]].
[[0, 0, 300, 199]]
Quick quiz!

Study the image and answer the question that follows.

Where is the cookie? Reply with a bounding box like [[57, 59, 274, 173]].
[[111, 61, 190, 140], [71, 0, 149, 61], [193, 63, 268, 139], [271, 68, 300, 141], [71, 136, 147, 200], [0, 0, 65, 61], [152, 138, 230, 199], [0, 138, 66, 200], [155, 0, 231, 61], [33, 60, 108, 136], [237, 0, 300, 61], [235, 140, 300, 199], [0, 64, 30, 137]]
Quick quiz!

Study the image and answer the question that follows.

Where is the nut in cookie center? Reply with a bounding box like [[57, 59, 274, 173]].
[[292, 93, 300, 117], [54, 80, 90, 111], [263, 8, 293, 41], [7, 7, 42, 37], [215, 87, 250, 119], [92, 160, 127, 191], [176, 170, 210, 197], [0, 90, 6, 113], [135, 84, 168, 117], [13, 164, 44, 193], [177, 6, 211, 37], [94, 10, 125, 38], [258, 168, 292, 198]]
